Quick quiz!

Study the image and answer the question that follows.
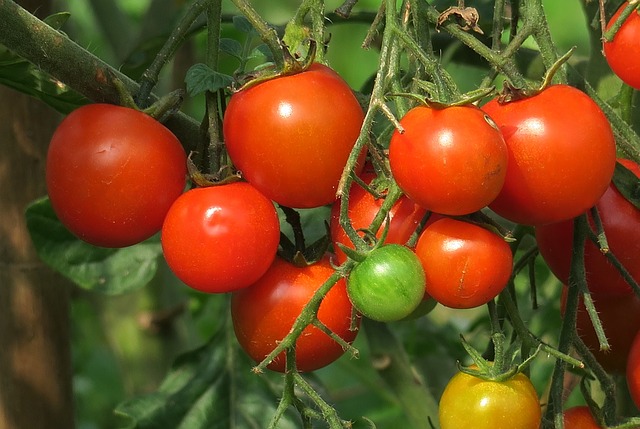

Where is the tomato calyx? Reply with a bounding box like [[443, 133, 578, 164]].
[[389, 85, 495, 110], [436, 5, 484, 35], [186, 152, 241, 186], [612, 160, 640, 210], [458, 332, 539, 382]]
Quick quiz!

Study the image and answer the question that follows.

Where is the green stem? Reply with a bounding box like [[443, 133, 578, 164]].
[[0, 0, 200, 149], [603, 2, 638, 42], [363, 318, 439, 429], [137, 0, 210, 107], [204, 0, 224, 174]]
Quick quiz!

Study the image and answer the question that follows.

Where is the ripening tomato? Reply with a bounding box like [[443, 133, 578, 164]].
[[330, 172, 429, 264], [562, 286, 640, 373], [482, 85, 616, 225], [439, 369, 541, 429], [604, 2, 640, 89], [223, 63, 365, 209], [231, 255, 358, 372], [388, 104, 508, 215], [161, 182, 280, 293], [563, 406, 601, 429], [536, 159, 640, 296], [415, 218, 513, 309], [46, 103, 187, 247], [347, 244, 426, 322], [627, 331, 640, 409]]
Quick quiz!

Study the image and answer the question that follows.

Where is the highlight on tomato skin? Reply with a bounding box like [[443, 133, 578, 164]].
[[482, 84, 617, 226], [223, 63, 366, 209], [46, 103, 188, 248], [230, 255, 358, 373], [161, 182, 280, 294]]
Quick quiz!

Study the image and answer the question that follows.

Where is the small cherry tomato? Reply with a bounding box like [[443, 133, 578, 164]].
[[231, 255, 358, 373], [46, 103, 187, 247], [604, 3, 640, 89], [415, 218, 513, 309], [389, 104, 508, 215], [223, 63, 365, 209], [563, 406, 601, 429], [439, 369, 541, 429], [161, 182, 280, 293], [347, 244, 426, 322], [482, 85, 616, 225]]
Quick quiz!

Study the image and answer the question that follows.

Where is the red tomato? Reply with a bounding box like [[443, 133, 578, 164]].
[[536, 159, 640, 296], [562, 286, 640, 373], [627, 330, 640, 408], [388, 104, 508, 215], [231, 255, 358, 372], [415, 218, 513, 309], [482, 85, 616, 225], [46, 104, 187, 248], [604, 3, 640, 89], [223, 63, 365, 209], [563, 406, 601, 429], [161, 182, 280, 293], [330, 172, 429, 264]]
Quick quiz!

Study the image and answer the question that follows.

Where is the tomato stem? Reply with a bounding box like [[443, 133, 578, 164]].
[[603, 2, 639, 42]]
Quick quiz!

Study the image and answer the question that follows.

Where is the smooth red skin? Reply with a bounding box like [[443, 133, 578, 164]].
[[482, 85, 616, 226], [388, 105, 508, 216], [329, 172, 429, 265], [536, 159, 640, 296], [563, 406, 601, 429], [628, 330, 640, 408], [161, 182, 280, 293], [223, 63, 365, 209], [46, 104, 187, 248], [415, 218, 513, 309], [231, 256, 358, 373], [604, 3, 640, 89], [562, 287, 640, 373]]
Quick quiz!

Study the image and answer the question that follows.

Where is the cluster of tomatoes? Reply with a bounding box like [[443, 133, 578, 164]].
[[44, 10, 640, 424]]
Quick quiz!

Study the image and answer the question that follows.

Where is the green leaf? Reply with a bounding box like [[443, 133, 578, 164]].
[[219, 38, 243, 59], [232, 15, 258, 36], [115, 326, 301, 429], [612, 161, 640, 210], [185, 63, 233, 97], [43, 12, 71, 30], [249, 43, 273, 61], [25, 197, 161, 295]]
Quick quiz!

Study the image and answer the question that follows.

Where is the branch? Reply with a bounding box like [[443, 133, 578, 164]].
[[0, 0, 200, 150]]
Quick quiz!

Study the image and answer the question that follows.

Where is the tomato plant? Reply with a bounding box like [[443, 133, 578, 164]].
[[231, 255, 358, 372], [563, 406, 601, 429], [414, 218, 513, 309], [347, 244, 426, 322], [222, 63, 365, 209], [482, 85, 616, 225], [536, 159, 640, 296], [161, 182, 280, 293], [46, 103, 187, 248], [604, 3, 640, 90], [628, 331, 640, 409], [438, 369, 541, 429], [388, 104, 507, 215], [329, 171, 428, 264]]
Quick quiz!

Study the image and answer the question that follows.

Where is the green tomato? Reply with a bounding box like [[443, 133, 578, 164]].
[[347, 244, 426, 322]]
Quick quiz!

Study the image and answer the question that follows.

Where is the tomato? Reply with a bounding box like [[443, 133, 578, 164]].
[[536, 159, 640, 296], [347, 244, 426, 322], [46, 103, 187, 248], [627, 330, 640, 408], [604, 3, 640, 89], [563, 406, 601, 429], [161, 182, 280, 293], [439, 369, 541, 429], [415, 218, 513, 309], [231, 255, 358, 372], [388, 104, 507, 215], [330, 172, 429, 264], [482, 85, 616, 225], [223, 63, 365, 209], [562, 286, 640, 373]]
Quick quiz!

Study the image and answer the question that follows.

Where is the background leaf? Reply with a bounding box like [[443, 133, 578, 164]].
[[25, 197, 162, 295], [185, 63, 233, 96]]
